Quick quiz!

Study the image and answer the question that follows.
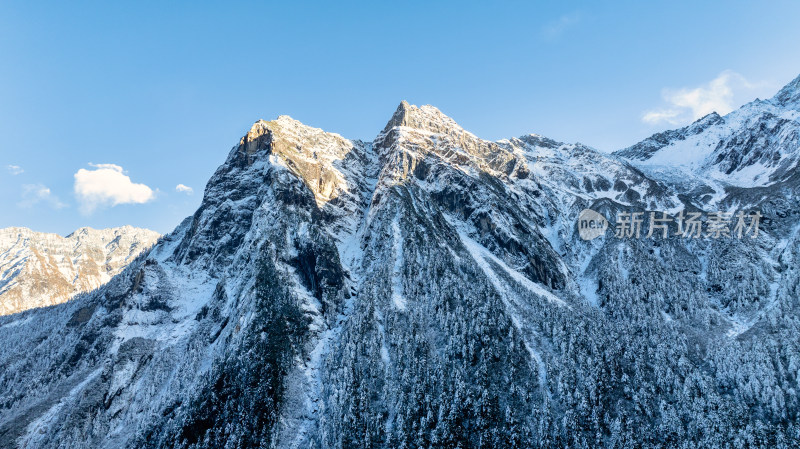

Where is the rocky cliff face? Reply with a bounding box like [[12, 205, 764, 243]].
[[0, 226, 160, 315], [1, 76, 800, 448]]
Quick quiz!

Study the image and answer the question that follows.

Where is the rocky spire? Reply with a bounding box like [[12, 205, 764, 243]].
[[380, 100, 467, 137], [375, 101, 526, 179], [238, 119, 274, 159], [382, 100, 413, 132]]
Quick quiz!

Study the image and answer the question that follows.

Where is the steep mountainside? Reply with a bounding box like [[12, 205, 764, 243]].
[[0, 226, 160, 315], [1, 76, 800, 448]]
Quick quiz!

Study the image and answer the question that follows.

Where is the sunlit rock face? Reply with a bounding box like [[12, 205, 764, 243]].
[[1, 76, 800, 448], [0, 226, 159, 315]]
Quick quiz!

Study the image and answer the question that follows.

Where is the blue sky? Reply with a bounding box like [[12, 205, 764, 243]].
[[2, 1, 799, 235]]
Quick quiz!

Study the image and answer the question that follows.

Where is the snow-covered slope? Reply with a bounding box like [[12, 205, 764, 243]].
[[617, 74, 800, 192], [1, 77, 800, 448], [0, 226, 160, 315]]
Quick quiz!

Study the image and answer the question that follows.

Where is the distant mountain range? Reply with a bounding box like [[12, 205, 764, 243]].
[[0, 226, 159, 315], [0, 74, 799, 448]]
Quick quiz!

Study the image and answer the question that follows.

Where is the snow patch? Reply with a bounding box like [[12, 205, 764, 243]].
[[391, 214, 407, 311], [456, 228, 568, 308]]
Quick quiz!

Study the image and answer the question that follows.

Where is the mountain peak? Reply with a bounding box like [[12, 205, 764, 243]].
[[772, 73, 800, 108], [238, 119, 273, 158], [614, 111, 725, 162], [237, 116, 322, 163], [381, 101, 464, 136], [382, 100, 414, 130]]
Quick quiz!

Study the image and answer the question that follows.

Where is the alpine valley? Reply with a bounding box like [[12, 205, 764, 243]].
[[2, 75, 800, 448]]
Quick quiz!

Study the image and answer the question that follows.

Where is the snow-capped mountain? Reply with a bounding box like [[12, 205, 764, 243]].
[[1, 76, 800, 448], [0, 226, 160, 315], [617, 74, 800, 191]]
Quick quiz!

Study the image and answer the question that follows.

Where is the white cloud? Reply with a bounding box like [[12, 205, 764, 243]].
[[88, 163, 125, 171], [18, 184, 67, 209], [541, 12, 582, 40], [74, 163, 155, 214], [643, 71, 765, 126], [642, 109, 683, 125], [7, 165, 23, 175], [175, 184, 194, 195]]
